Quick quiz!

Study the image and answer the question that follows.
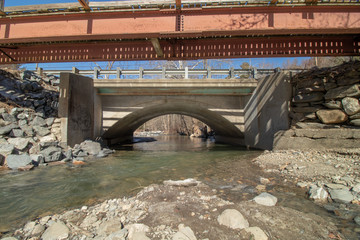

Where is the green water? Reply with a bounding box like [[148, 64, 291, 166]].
[[0, 136, 260, 232]]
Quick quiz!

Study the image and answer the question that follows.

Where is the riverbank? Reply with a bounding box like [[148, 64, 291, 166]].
[[4, 179, 341, 240], [3, 146, 360, 240]]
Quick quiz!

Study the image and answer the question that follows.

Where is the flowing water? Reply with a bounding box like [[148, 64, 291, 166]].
[[0, 136, 357, 238]]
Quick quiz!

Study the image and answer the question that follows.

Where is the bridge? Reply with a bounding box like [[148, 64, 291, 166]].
[[0, 0, 359, 63], [57, 67, 290, 149]]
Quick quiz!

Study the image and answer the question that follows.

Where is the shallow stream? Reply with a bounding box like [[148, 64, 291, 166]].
[[0, 136, 357, 239]]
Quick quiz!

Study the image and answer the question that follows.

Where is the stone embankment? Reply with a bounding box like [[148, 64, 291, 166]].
[[275, 61, 360, 149], [4, 179, 341, 240], [0, 69, 113, 171]]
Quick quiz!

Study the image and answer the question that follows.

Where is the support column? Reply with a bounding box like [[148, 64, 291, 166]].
[[59, 73, 94, 147]]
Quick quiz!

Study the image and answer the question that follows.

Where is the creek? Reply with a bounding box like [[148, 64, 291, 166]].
[[0, 135, 355, 238]]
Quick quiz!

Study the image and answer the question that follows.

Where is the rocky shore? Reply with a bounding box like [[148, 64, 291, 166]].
[[2, 179, 342, 240], [0, 69, 113, 172]]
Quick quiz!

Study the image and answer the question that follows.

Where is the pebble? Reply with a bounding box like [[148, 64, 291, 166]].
[[253, 193, 278, 206], [217, 209, 249, 230], [244, 227, 268, 240]]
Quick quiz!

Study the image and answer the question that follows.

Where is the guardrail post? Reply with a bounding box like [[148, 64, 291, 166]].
[[116, 67, 122, 79], [207, 67, 212, 79], [0, 1, 4, 12], [94, 67, 99, 79], [162, 67, 166, 79], [229, 67, 234, 79], [36, 67, 43, 76], [251, 68, 257, 79], [72, 67, 79, 74], [275, 67, 281, 73], [139, 67, 143, 79], [185, 67, 189, 79]]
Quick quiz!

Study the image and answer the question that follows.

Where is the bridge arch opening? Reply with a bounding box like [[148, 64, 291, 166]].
[[102, 101, 244, 145]]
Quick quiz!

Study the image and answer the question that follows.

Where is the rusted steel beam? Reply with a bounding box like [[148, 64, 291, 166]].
[[176, 0, 182, 9], [150, 38, 164, 57], [0, 35, 358, 64], [0, 0, 5, 16], [78, 0, 91, 11], [0, 6, 359, 45]]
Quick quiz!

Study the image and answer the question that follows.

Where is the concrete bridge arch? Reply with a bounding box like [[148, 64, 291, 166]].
[[102, 99, 244, 145]]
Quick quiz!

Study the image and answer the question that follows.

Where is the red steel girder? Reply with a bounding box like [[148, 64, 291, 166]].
[[0, 6, 359, 45], [0, 36, 359, 64]]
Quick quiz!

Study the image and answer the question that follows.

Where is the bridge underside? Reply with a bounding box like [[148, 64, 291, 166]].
[[102, 100, 245, 145], [0, 5, 359, 63]]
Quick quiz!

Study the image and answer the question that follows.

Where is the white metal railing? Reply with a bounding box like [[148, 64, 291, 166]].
[[41, 67, 303, 79]]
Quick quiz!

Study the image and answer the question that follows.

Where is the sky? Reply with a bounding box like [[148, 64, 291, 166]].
[[4, 0, 309, 71]]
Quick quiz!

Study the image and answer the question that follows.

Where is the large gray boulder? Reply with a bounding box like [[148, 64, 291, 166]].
[[40, 146, 63, 162], [33, 125, 51, 137], [7, 138, 30, 151], [0, 143, 15, 156], [342, 97, 360, 115], [6, 154, 32, 170], [217, 209, 249, 230], [308, 186, 329, 201], [31, 116, 47, 127], [80, 140, 102, 156], [41, 221, 70, 240]]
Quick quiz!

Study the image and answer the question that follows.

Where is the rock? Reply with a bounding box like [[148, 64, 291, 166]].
[[20, 125, 34, 137], [325, 183, 348, 190], [355, 216, 360, 225], [350, 119, 360, 126], [80, 140, 102, 155], [308, 186, 329, 201], [352, 183, 360, 193], [324, 82, 338, 91], [244, 227, 268, 240], [96, 150, 108, 158], [127, 224, 150, 240], [97, 219, 123, 237], [40, 146, 63, 163], [164, 179, 200, 187], [31, 116, 47, 126], [342, 97, 360, 115], [217, 209, 249, 230], [31, 154, 45, 164], [316, 109, 348, 124], [39, 134, 58, 149], [33, 126, 51, 136], [0, 154, 4, 165], [350, 112, 360, 119], [253, 192, 278, 206], [2, 113, 16, 122], [323, 100, 342, 109], [18, 165, 35, 171], [7, 138, 30, 151], [6, 154, 32, 170], [325, 84, 360, 100], [328, 189, 354, 203], [0, 237, 18, 240], [24, 221, 36, 235], [130, 232, 151, 240], [9, 128, 24, 137], [17, 112, 28, 120], [337, 77, 360, 86], [104, 228, 128, 240], [0, 123, 19, 135], [46, 117, 55, 126], [172, 224, 197, 240], [0, 144, 15, 156], [41, 221, 70, 240], [292, 92, 324, 103]]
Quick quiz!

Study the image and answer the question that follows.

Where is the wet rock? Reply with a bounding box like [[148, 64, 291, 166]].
[[0, 123, 19, 135], [41, 221, 69, 240], [40, 146, 63, 163], [31, 154, 45, 164], [253, 192, 278, 206], [309, 186, 329, 201], [6, 154, 32, 170], [23, 221, 36, 236], [316, 109, 348, 124], [342, 97, 360, 115], [172, 224, 197, 240], [325, 84, 360, 100], [18, 165, 34, 171], [7, 138, 30, 151], [328, 189, 354, 203], [217, 209, 249, 230], [244, 227, 268, 240], [164, 179, 200, 187], [80, 140, 102, 155]]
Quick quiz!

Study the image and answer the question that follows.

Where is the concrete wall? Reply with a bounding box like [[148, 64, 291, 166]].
[[59, 73, 94, 147], [244, 72, 292, 150]]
